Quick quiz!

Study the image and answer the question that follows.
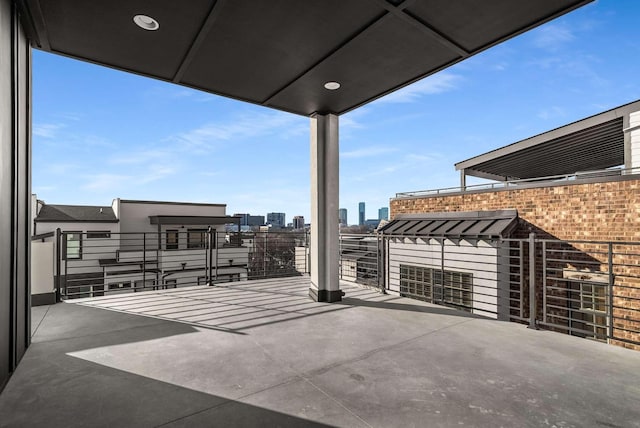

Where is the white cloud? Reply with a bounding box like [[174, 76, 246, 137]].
[[532, 24, 575, 50], [375, 72, 462, 104], [46, 163, 80, 175], [170, 111, 306, 152], [82, 173, 132, 191], [537, 106, 567, 120], [33, 123, 65, 139], [341, 146, 398, 159], [347, 151, 442, 182], [109, 149, 171, 165], [138, 165, 177, 184]]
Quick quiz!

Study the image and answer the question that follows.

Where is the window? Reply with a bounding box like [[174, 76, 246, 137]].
[[86, 231, 111, 239], [565, 279, 609, 340], [166, 229, 178, 250], [399, 265, 472, 311], [134, 279, 156, 291], [580, 281, 607, 313], [163, 279, 177, 289], [187, 229, 207, 249], [64, 232, 82, 260], [108, 282, 131, 290]]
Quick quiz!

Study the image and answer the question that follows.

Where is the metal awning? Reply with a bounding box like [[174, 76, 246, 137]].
[[455, 99, 640, 181], [18, 0, 591, 116], [379, 209, 518, 239]]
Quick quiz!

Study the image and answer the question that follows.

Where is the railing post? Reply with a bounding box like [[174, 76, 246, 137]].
[[608, 242, 614, 341], [55, 228, 62, 302], [528, 232, 538, 329], [542, 240, 547, 325], [440, 238, 445, 304], [143, 232, 146, 291], [214, 229, 219, 282], [377, 233, 385, 293], [208, 227, 214, 286]]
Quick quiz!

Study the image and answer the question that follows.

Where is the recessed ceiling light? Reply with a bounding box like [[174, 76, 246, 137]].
[[133, 14, 160, 31], [324, 81, 341, 90]]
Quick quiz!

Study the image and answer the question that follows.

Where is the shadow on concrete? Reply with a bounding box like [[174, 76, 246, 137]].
[[339, 296, 483, 319], [0, 350, 334, 428]]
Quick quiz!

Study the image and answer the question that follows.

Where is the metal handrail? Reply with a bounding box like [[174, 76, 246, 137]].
[[395, 166, 640, 198]]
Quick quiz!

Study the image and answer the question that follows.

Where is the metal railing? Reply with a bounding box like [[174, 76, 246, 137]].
[[48, 227, 640, 346], [339, 232, 640, 347], [395, 167, 640, 198], [339, 233, 381, 289], [54, 230, 309, 299]]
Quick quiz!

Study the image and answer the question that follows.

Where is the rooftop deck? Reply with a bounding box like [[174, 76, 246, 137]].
[[1, 277, 639, 427], [395, 167, 640, 199]]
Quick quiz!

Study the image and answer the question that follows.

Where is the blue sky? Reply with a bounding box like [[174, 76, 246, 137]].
[[33, 0, 640, 225]]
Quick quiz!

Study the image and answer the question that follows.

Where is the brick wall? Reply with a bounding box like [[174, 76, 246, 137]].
[[391, 178, 640, 241], [390, 177, 640, 350]]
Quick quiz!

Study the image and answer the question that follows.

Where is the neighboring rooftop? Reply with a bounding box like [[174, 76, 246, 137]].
[[35, 204, 118, 223], [455, 99, 640, 181], [121, 200, 226, 207]]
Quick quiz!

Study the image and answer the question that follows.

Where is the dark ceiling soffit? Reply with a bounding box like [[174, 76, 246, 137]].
[[456, 99, 640, 172], [372, 0, 469, 57], [149, 215, 239, 225], [261, 10, 389, 108], [19, 0, 593, 117], [171, 0, 223, 83]]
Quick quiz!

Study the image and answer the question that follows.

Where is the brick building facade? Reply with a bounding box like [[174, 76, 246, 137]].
[[390, 176, 640, 350], [391, 176, 640, 242]]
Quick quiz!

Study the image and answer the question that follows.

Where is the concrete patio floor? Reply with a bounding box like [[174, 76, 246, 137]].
[[1, 277, 639, 427]]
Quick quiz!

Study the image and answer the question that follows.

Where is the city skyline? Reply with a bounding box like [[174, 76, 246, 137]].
[[31, 1, 640, 225]]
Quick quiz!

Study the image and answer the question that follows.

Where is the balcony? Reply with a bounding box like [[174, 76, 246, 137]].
[[394, 167, 640, 199], [2, 277, 638, 427]]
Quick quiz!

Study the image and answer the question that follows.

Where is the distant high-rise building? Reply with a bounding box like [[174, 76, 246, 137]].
[[248, 215, 265, 226], [234, 213, 264, 226], [378, 207, 389, 221], [293, 215, 305, 229], [234, 213, 250, 226], [338, 208, 347, 226], [358, 202, 365, 226], [267, 212, 286, 228]]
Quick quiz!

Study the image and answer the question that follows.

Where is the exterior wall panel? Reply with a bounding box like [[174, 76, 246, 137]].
[[0, 0, 31, 390]]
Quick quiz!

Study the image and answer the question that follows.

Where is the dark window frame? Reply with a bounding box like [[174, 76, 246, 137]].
[[399, 264, 473, 311], [64, 231, 83, 260], [86, 230, 111, 239], [187, 228, 207, 249], [166, 229, 179, 250]]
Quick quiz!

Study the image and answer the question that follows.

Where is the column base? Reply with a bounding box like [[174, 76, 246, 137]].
[[309, 287, 344, 303]]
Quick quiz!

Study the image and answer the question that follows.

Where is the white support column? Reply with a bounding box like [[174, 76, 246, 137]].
[[309, 113, 342, 302]]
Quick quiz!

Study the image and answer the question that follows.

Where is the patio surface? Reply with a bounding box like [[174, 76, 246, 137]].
[[1, 277, 639, 427]]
